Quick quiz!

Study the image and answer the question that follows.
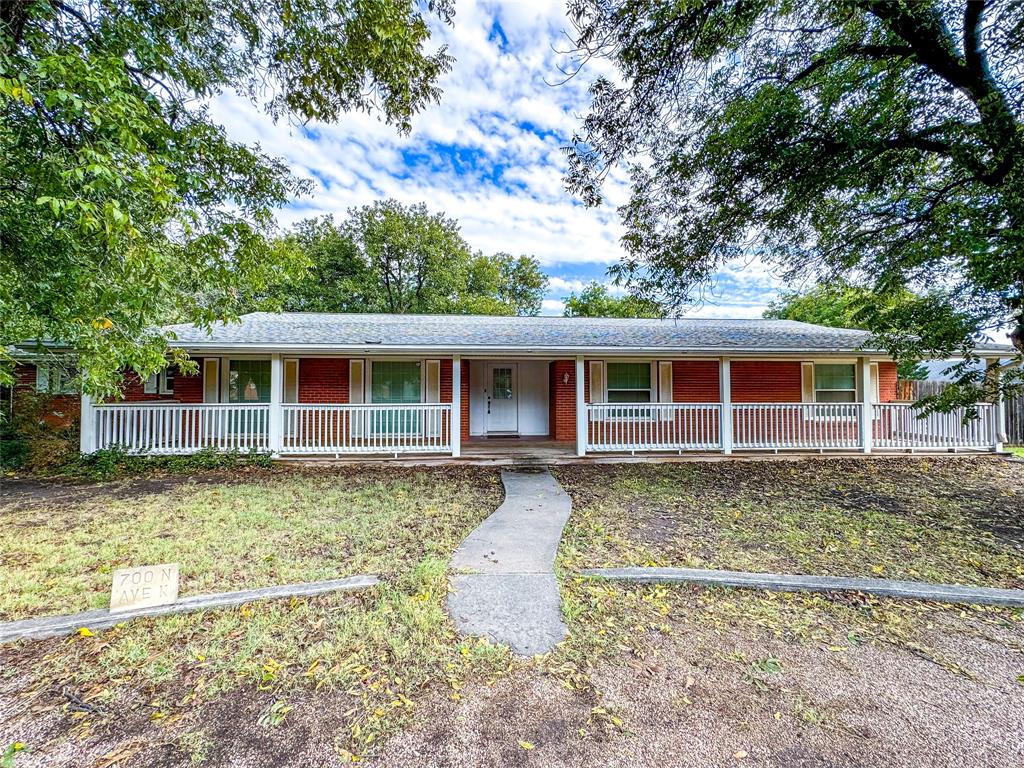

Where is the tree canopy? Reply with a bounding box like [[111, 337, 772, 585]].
[[246, 201, 549, 316], [562, 281, 665, 318], [566, 0, 1024, 402], [764, 283, 930, 379], [1, 0, 453, 395]]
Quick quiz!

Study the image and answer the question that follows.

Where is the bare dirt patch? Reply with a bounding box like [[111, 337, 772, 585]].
[[373, 592, 1024, 768]]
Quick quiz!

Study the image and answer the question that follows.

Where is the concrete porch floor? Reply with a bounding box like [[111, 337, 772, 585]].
[[276, 436, 1003, 468]]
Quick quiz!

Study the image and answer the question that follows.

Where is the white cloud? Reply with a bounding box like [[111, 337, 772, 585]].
[[541, 298, 566, 315], [207, 0, 785, 314]]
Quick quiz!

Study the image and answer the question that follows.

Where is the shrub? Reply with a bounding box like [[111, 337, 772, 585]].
[[1, 390, 78, 471], [63, 446, 273, 480]]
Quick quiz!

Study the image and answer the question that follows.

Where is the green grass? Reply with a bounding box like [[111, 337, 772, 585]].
[[1, 467, 502, 621], [1008, 445, 1024, 457], [555, 458, 1024, 589], [1, 466, 511, 760]]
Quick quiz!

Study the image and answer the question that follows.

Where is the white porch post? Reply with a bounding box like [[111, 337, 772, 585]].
[[451, 355, 462, 458], [859, 356, 873, 454], [988, 357, 1005, 452], [79, 393, 95, 454], [269, 353, 283, 456], [575, 355, 586, 456], [719, 358, 732, 454]]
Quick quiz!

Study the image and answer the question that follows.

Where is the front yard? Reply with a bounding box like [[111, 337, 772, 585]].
[[556, 457, 1024, 588], [1, 457, 1023, 766], [1, 466, 502, 620]]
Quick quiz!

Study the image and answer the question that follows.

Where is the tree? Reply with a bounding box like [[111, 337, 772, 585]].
[[562, 282, 665, 318], [764, 283, 929, 379], [565, 0, 1024, 404], [245, 202, 549, 316], [1, 0, 454, 395]]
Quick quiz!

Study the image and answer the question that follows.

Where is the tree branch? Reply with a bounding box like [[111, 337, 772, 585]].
[[789, 43, 916, 84]]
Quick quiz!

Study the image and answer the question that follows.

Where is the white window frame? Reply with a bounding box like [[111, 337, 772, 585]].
[[367, 359, 426, 404], [36, 364, 78, 395], [811, 361, 858, 404], [603, 360, 656, 404], [142, 368, 174, 395]]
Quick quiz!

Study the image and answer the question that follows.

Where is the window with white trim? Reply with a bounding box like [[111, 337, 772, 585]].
[[143, 368, 175, 395], [813, 363, 856, 403], [35, 364, 78, 395], [606, 362, 652, 403]]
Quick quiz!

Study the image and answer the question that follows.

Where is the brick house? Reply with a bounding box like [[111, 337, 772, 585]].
[[11, 313, 1011, 457]]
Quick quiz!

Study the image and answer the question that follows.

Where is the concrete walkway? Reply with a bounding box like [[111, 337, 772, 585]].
[[447, 469, 572, 656]]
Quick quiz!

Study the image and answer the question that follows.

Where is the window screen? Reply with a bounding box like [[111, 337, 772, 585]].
[[814, 363, 856, 403], [606, 363, 652, 403], [228, 360, 271, 403], [371, 361, 422, 404]]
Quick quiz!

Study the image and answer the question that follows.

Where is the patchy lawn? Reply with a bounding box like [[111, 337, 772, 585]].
[[2, 458, 1024, 767], [0, 467, 511, 764], [555, 457, 1024, 588], [1009, 445, 1024, 457], [0, 466, 501, 620]]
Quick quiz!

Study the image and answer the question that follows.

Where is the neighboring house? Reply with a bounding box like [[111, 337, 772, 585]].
[[9, 313, 1013, 457]]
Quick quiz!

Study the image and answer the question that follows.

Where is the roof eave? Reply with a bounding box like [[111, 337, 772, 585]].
[[170, 341, 897, 357]]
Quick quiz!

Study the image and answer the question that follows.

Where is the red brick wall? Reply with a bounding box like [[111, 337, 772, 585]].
[[298, 358, 349, 403], [672, 360, 720, 402], [12, 363, 80, 428], [549, 360, 579, 442], [122, 365, 202, 403], [731, 361, 803, 402], [440, 359, 453, 403], [878, 361, 897, 402]]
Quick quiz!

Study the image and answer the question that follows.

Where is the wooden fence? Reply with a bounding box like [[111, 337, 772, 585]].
[[898, 380, 1024, 445]]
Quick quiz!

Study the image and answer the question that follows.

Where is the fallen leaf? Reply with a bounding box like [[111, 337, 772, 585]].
[[77, 628, 94, 638], [518, 741, 535, 750]]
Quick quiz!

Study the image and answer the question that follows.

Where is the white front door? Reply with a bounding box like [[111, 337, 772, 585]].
[[485, 363, 518, 433]]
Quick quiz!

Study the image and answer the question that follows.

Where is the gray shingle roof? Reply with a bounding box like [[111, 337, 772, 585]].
[[164, 312, 901, 355]]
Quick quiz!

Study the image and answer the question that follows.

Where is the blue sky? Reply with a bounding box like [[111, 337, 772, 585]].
[[210, 0, 783, 316]]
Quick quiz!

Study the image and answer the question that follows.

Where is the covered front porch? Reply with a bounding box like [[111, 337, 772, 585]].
[[78, 354, 1008, 458]]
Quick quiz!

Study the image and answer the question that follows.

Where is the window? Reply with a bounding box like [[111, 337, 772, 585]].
[[814, 363, 856, 403], [229, 360, 271, 403], [371, 361, 421, 404], [606, 362, 652, 403], [35, 364, 77, 395], [145, 368, 176, 395], [370, 361, 422, 434]]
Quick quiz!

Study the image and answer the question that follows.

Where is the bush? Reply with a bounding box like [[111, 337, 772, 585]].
[[63, 446, 273, 480], [1, 390, 79, 471]]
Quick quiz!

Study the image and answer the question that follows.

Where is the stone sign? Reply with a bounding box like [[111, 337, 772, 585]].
[[109, 563, 179, 613]]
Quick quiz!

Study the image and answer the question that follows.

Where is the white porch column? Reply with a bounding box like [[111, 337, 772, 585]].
[[451, 356, 462, 458], [79, 393, 95, 454], [859, 356, 873, 454], [988, 357, 1005, 452], [269, 353, 283, 456], [575, 355, 586, 456], [719, 358, 732, 454]]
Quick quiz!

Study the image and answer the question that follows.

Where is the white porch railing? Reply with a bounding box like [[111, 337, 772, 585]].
[[282, 403, 452, 454], [90, 403, 270, 454], [872, 403, 996, 450], [732, 403, 862, 451], [84, 400, 998, 457], [587, 403, 723, 452]]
